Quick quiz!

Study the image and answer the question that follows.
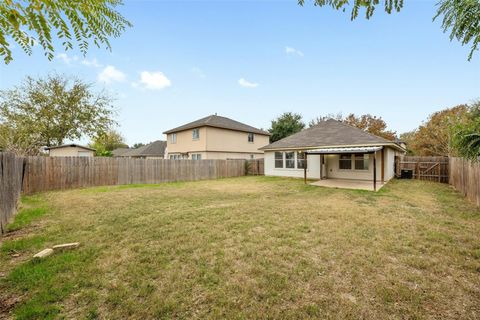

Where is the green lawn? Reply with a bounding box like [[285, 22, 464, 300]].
[[1, 177, 479, 319]]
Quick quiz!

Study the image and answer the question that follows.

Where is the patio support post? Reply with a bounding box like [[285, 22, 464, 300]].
[[373, 151, 377, 191], [381, 148, 385, 184], [320, 154, 323, 180], [304, 153, 307, 184]]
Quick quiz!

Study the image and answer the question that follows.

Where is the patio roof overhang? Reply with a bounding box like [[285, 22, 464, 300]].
[[305, 146, 383, 154]]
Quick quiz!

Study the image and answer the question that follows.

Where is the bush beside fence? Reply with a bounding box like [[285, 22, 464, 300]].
[[22, 157, 246, 194], [449, 157, 480, 207], [0, 153, 25, 233]]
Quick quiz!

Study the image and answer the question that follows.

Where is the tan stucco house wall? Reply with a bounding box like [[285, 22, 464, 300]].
[[47, 145, 95, 157], [164, 115, 270, 160], [167, 127, 269, 159]]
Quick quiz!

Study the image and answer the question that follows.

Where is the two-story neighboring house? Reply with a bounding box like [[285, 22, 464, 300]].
[[163, 114, 270, 160]]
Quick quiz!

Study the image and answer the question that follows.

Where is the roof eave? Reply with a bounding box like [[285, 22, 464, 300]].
[[260, 142, 405, 152]]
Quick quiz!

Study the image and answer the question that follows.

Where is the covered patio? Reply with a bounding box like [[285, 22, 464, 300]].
[[303, 146, 385, 191]]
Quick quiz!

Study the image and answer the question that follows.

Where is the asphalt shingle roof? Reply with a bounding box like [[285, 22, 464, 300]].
[[113, 141, 167, 157], [260, 119, 396, 150], [45, 144, 96, 151], [112, 148, 131, 157], [163, 114, 270, 135]]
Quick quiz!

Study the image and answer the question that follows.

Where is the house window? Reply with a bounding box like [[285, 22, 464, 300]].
[[248, 133, 254, 143], [296, 151, 305, 169], [339, 154, 352, 170], [170, 133, 177, 144], [192, 128, 200, 140], [275, 152, 283, 168], [355, 154, 369, 170], [192, 154, 202, 160], [170, 154, 179, 160], [285, 152, 295, 168], [250, 154, 254, 159]]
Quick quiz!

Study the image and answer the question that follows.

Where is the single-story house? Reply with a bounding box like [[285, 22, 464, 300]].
[[259, 119, 406, 190], [46, 144, 95, 157], [113, 140, 167, 159]]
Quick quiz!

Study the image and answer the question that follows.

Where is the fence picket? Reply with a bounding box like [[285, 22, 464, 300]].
[[20, 157, 246, 194]]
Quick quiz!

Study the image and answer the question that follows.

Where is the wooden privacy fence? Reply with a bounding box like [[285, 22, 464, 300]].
[[0, 153, 26, 233], [395, 156, 449, 183], [22, 157, 246, 194], [449, 157, 480, 207], [246, 158, 264, 175]]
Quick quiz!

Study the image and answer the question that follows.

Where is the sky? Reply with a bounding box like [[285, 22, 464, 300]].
[[0, 0, 479, 146]]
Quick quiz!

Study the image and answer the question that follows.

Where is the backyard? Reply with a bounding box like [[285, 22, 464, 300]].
[[0, 176, 479, 319]]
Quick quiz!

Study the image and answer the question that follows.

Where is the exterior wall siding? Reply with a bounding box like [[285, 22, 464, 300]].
[[49, 147, 94, 157], [385, 147, 396, 180], [264, 151, 321, 179], [264, 147, 397, 182], [166, 126, 269, 160], [205, 127, 269, 154], [166, 127, 207, 155]]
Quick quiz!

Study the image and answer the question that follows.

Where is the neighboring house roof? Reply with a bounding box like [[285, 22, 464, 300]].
[[163, 114, 270, 135], [115, 140, 167, 157], [260, 119, 404, 151], [45, 144, 96, 151], [112, 148, 131, 157]]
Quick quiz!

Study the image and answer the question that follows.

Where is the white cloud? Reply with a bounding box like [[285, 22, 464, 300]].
[[82, 58, 102, 68], [134, 71, 171, 90], [56, 53, 78, 64], [98, 65, 127, 84], [285, 46, 304, 57], [238, 78, 259, 88], [191, 67, 206, 78]]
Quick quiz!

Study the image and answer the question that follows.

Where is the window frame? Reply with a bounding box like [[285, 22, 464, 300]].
[[296, 151, 306, 169], [191, 153, 202, 160], [285, 151, 295, 169], [170, 133, 177, 144], [354, 154, 369, 170], [192, 128, 200, 140], [274, 152, 283, 168], [274, 151, 308, 170], [339, 154, 352, 170], [248, 132, 254, 143]]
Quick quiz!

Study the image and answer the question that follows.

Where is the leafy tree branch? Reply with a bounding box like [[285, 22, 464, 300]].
[[0, 0, 132, 64]]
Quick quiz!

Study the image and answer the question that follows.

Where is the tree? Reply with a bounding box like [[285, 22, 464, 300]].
[[132, 142, 146, 149], [343, 114, 397, 141], [298, 0, 480, 61], [308, 113, 342, 127], [269, 112, 305, 143], [402, 105, 470, 156], [0, 74, 116, 155], [89, 129, 128, 156], [0, 123, 43, 155], [399, 130, 417, 155], [452, 100, 480, 160], [0, 0, 132, 64], [309, 113, 397, 141]]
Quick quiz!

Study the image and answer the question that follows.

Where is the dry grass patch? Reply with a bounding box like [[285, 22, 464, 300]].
[[0, 177, 479, 319]]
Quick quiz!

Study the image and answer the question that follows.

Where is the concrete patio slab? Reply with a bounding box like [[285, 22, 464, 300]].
[[310, 179, 385, 191]]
